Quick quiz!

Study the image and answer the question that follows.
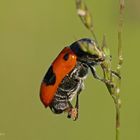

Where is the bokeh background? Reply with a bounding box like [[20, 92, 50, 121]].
[[0, 0, 140, 140]]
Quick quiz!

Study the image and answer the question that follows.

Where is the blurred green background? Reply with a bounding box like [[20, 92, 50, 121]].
[[0, 0, 140, 140]]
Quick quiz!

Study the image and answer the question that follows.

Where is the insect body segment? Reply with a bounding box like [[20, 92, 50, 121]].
[[40, 38, 105, 120]]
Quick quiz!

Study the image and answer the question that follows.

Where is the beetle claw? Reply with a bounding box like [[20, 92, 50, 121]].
[[67, 108, 78, 121]]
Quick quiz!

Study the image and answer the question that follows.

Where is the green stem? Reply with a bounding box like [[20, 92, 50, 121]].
[[90, 29, 99, 48], [75, 1, 124, 140], [116, 102, 120, 140], [115, 1, 124, 140]]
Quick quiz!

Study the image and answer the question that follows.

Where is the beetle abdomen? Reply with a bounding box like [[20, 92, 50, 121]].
[[49, 62, 88, 114]]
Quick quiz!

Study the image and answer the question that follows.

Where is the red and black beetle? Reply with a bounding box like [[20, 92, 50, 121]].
[[40, 38, 105, 120]]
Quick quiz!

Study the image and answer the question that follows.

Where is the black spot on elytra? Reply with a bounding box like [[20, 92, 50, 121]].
[[63, 53, 69, 61], [43, 66, 56, 85]]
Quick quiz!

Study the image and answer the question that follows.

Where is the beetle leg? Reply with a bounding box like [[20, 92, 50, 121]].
[[75, 93, 79, 110], [89, 65, 103, 80], [73, 93, 79, 120], [89, 65, 106, 82], [67, 93, 79, 121], [111, 70, 121, 79], [67, 101, 78, 121], [89, 65, 114, 87], [67, 101, 73, 119]]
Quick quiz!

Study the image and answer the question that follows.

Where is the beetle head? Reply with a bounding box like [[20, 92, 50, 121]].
[[70, 38, 105, 65]]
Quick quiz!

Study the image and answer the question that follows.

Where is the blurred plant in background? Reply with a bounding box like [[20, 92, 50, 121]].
[[75, 0, 124, 140], [127, 0, 140, 22]]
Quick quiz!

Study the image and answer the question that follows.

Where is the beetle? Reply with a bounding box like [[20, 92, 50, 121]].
[[40, 38, 106, 120]]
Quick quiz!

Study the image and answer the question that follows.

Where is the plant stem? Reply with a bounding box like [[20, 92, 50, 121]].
[[117, 0, 124, 73], [115, 1, 124, 139], [115, 100, 121, 140], [75, 0, 124, 140]]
